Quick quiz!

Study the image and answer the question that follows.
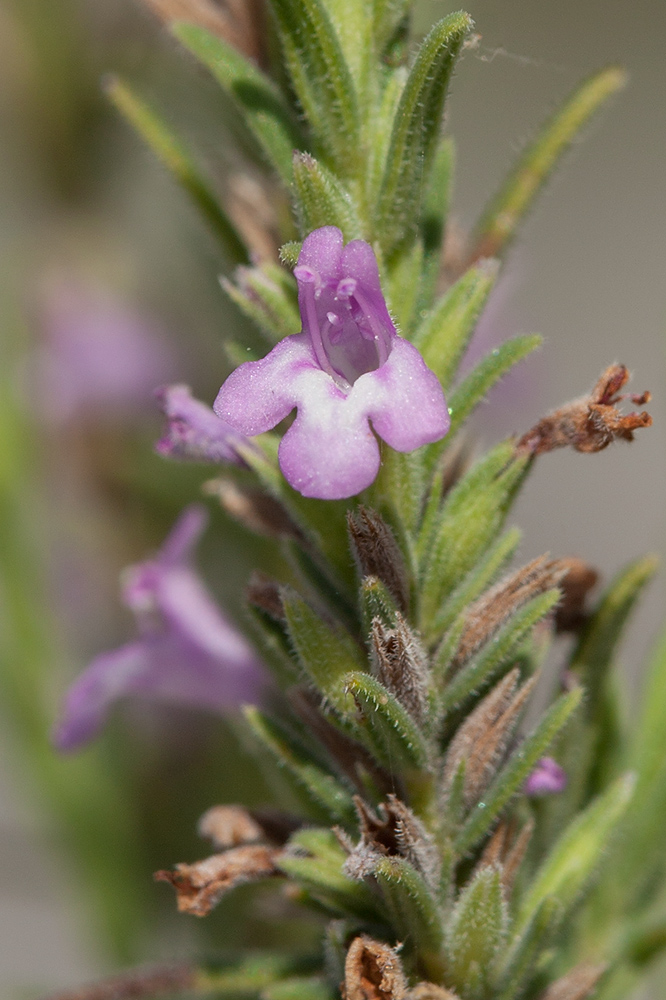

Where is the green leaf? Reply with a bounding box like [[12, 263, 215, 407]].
[[360, 575, 402, 633], [469, 66, 627, 261], [321, 0, 373, 101], [340, 671, 430, 770], [429, 527, 522, 641], [244, 706, 356, 823], [414, 260, 499, 389], [268, 0, 361, 175], [172, 22, 302, 182], [372, 855, 444, 979], [455, 687, 582, 854], [386, 238, 425, 333], [439, 590, 561, 715], [281, 588, 365, 711], [513, 772, 635, 942], [419, 448, 530, 636], [223, 263, 300, 343], [495, 897, 561, 1000], [445, 866, 508, 998], [376, 11, 472, 252], [422, 136, 456, 257], [571, 556, 658, 689], [372, 0, 410, 53], [292, 152, 363, 239], [445, 333, 543, 439], [105, 77, 248, 263], [278, 828, 378, 919]]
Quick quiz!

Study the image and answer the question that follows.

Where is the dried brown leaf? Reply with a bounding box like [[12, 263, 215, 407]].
[[539, 963, 607, 1000], [347, 507, 409, 612], [371, 615, 429, 724], [247, 570, 285, 621], [155, 844, 281, 916], [344, 936, 407, 1000], [518, 365, 651, 456], [141, 0, 267, 64], [442, 668, 536, 807], [205, 477, 302, 538], [476, 817, 534, 897]]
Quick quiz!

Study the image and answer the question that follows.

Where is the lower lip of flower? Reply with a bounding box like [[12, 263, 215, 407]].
[[294, 265, 393, 391]]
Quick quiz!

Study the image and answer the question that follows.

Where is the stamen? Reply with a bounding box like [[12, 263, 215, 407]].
[[336, 277, 357, 298], [326, 311, 344, 344]]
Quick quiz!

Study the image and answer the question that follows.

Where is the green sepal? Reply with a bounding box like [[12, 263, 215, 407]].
[[371, 855, 444, 979], [223, 263, 299, 344], [268, 0, 361, 176], [444, 333, 543, 440], [280, 241, 303, 267], [244, 706, 356, 824], [278, 828, 379, 919], [172, 22, 302, 182], [455, 686, 582, 854], [105, 77, 248, 264], [439, 590, 561, 716], [469, 66, 627, 261], [339, 671, 430, 770], [376, 11, 472, 253], [281, 588, 365, 711], [413, 260, 499, 390], [292, 152, 363, 239], [419, 447, 530, 637], [513, 772, 635, 943], [445, 865, 508, 998]]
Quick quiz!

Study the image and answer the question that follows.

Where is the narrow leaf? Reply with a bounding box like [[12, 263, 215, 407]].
[[414, 260, 499, 389], [172, 22, 302, 182], [372, 855, 444, 978], [377, 12, 472, 252], [513, 772, 635, 941], [440, 590, 561, 715], [455, 687, 582, 854], [445, 333, 543, 439], [341, 671, 430, 769], [421, 136, 456, 257], [446, 866, 508, 996], [223, 263, 300, 343], [282, 589, 364, 710], [106, 77, 248, 263], [269, 0, 361, 174], [244, 706, 356, 823], [278, 828, 378, 919], [469, 67, 627, 261]]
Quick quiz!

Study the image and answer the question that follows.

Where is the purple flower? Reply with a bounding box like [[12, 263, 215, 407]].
[[524, 757, 568, 797], [155, 384, 252, 466], [214, 227, 450, 499], [53, 505, 266, 751]]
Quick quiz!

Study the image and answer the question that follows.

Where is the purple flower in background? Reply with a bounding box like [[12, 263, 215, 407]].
[[155, 384, 252, 466], [36, 280, 176, 421], [53, 505, 266, 751], [214, 227, 450, 499], [524, 757, 568, 797]]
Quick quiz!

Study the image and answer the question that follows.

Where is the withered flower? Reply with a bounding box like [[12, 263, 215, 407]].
[[518, 364, 651, 456], [343, 935, 407, 1000]]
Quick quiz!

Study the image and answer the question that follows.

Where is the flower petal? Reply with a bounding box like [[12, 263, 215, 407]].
[[155, 384, 249, 466], [156, 504, 208, 567], [297, 226, 343, 278], [53, 642, 149, 751], [356, 337, 450, 451], [214, 335, 315, 435], [278, 372, 381, 499]]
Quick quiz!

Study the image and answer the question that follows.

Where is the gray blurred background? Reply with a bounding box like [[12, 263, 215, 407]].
[[0, 0, 664, 994]]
